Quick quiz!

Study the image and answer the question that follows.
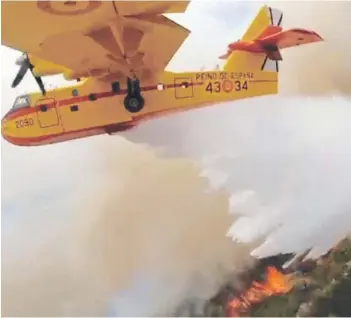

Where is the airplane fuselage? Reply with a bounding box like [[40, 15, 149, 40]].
[[1, 69, 278, 146]]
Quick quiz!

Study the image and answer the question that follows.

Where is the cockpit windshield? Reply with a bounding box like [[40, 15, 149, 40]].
[[12, 95, 30, 110]]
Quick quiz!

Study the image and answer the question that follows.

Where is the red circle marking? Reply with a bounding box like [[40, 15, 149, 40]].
[[222, 79, 233, 93], [37, 1, 101, 16]]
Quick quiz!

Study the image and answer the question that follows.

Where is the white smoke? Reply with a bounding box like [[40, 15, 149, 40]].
[[2, 1, 351, 317], [122, 0, 351, 258]]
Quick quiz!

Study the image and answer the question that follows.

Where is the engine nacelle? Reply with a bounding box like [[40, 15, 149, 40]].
[[28, 53, 71, 77]]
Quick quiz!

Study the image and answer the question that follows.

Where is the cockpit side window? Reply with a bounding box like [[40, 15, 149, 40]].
[[13, 95, 30, 110]]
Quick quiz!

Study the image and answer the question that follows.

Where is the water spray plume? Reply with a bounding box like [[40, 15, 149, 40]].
[[2, 1, 351, 316]]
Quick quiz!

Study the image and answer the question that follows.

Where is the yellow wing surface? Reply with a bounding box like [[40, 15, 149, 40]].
[[1, 1, 190, 84]]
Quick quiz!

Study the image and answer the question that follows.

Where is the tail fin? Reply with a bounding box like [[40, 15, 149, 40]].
[[223, 5, 283, 73]]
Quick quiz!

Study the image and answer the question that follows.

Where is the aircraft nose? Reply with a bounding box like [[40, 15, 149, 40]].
[[1, 113, 32, 146], [1, 116, 11, 141], [1, 115, 13, 143]]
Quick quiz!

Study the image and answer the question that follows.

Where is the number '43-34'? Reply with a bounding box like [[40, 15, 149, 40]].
[[205, 80, 248, 93]]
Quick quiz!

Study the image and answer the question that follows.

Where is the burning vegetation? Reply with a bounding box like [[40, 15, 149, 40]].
[[190, 238, 351, 317], [226, 266, 293, 317]]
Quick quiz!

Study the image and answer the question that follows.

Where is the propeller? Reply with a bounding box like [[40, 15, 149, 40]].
[[12, 53, 46, 95]]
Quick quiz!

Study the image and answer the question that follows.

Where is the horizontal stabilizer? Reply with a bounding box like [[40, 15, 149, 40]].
[[221, 5, 323, 74], [257, 28, 324, 50], [218, 51, 231, 60], [257, 25, 283, 39]]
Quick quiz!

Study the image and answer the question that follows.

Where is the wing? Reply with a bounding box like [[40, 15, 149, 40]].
[[1, 1, 190, 84]]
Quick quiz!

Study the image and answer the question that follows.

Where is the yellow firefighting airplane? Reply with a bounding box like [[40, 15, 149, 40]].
[[1, 1, 323, 147]]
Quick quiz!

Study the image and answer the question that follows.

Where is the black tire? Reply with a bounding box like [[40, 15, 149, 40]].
[[124, 94, 144, 113]]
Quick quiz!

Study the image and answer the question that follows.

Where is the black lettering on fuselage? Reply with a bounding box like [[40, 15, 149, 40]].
[[15, 118, 34, 128]]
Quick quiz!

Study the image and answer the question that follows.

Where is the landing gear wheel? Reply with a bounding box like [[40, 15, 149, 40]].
[[124, 94, 145, 113], [124, 77, 145, 113]]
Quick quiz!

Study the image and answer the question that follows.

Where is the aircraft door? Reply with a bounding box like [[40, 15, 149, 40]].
[[36, 98, 63, 131]]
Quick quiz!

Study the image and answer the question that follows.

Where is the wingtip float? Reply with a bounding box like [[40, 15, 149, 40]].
[[1, 2, 323, 147]]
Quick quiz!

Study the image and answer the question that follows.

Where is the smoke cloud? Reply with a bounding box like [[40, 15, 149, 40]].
[[276, 1, 351, 96], [2, 1, 351, 317], [1, 139, 256, 316]]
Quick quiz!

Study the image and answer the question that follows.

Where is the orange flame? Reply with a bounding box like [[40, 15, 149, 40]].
[[226, 266, 293, 317]]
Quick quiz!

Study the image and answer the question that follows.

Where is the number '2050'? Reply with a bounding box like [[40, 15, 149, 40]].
[[15, 118, 34, 128]]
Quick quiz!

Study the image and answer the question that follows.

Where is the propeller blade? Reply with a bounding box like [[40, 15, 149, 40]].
[[28, 61, 46, 95], [34, 75, 46, 96], [11, 62, 29, 88], [15, 53, 27, 66], [12, 52, 46, 95]]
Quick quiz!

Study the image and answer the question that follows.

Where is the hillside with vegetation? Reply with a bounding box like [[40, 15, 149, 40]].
[[195, 238, 351, 317]]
